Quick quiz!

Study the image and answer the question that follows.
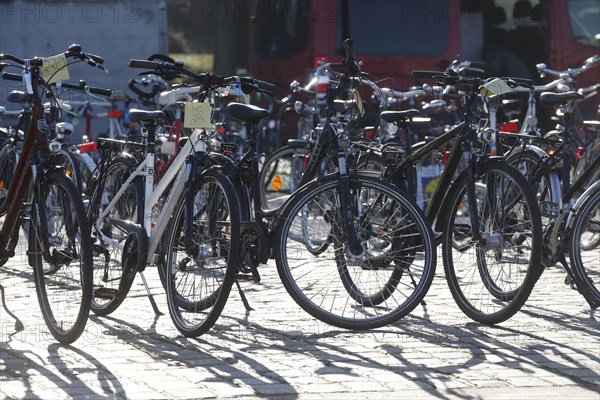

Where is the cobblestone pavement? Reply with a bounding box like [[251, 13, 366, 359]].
[[1, 238, 599, 400]]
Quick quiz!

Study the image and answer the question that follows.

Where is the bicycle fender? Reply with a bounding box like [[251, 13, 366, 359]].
[[508, 144, 550, 162], [564, 180, 600, 234], [507, 145, 562, 206]]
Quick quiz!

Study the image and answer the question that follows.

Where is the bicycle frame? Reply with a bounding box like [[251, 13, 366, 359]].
[[0, 99, 45, 257], [94, 128, 207, 264]]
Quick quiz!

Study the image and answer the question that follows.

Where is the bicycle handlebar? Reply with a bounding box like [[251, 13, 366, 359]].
[[1, 72, 22, 82], [537, 55, 600, 79], [0, 44, 107, 73]]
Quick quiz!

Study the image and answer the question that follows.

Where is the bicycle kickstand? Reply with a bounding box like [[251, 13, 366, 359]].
[[139, 272, 163, 316], [234, 280, 254, 313], [0, 284, 24, 332]]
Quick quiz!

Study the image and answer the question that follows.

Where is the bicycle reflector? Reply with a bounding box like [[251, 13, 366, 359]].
[[273, 175, 282, 191], [79, 141, 97, 153], [499, 120, 519, 133], [576, 146, 584, 163]]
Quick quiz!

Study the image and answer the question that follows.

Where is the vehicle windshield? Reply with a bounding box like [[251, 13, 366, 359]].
[[567, 0, 600, 47], [253, 0, 309, 60], [336, 0, 450, 56]]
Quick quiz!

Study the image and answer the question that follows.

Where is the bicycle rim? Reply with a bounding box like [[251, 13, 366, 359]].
[[275, 176, 436, 330], [30, 172, 92, 344], [570, 189, 600, 304], [442, 162, 543, 324], [165, 171, 240, 337], [89, 159, 142, 315]]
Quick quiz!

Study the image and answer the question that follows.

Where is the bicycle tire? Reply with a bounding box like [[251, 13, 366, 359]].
[[275, 175, 436, 330], [259, 145, 310, 211], [442, 161, 543, 324], [88, 156, 144, 316], [29, 171, 93, 344], [569, 184, 600, 305], [165, 170, 240, 337], [0, 141, 20, 266]]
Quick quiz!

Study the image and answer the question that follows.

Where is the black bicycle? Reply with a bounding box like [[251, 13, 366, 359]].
[[362, 70, 544, 324], [224, 39, 437, 330]]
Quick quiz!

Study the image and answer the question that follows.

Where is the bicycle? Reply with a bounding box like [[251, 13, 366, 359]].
[[0, 44, 104, 344], [87, 58, 243, 337], [370, 69, 544, 325], [227, 39, 436, 330], [504, 90, 600, 308]]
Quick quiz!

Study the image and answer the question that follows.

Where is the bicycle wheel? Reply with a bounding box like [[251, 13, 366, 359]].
[[569, 185, 600, 305], [259, 145, 310, 211], [165, 170, 240, 337], [28, 171, 93, 344], [275, 175, 436, 330], [60, 148, 83, 194], [88, 156, 143, 316], [442, 161, 543, 324], [0, 141, 19, 266]]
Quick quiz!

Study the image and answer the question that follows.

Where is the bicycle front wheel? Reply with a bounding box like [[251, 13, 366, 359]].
[[29, 171, 93, 344], [569, 184, 600, 306], [0, 141, 20, 266], [165, 170, 240, 337], [442, 161, 543, 324], [275, 175, 436, 330]]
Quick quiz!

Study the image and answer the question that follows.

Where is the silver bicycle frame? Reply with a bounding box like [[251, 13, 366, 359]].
[[95, 128, 207, 264]]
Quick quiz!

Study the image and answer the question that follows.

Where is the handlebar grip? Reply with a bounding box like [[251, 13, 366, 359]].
[[469, 61, 486, 70], [88, 86, 112, 97], [508, 77, 534, 87], [59, 81, 86, 90], [86, 53, 104, 65], [412, 70, 442, 80], [129, 59, 160, 70], [343, 38, 355, 60], [128, 78, 158, 99], [255, 79, 277, 94], [1, 72, 22, 82]]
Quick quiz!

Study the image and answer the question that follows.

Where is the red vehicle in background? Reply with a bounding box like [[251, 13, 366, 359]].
[[249, 0, 599, 137]]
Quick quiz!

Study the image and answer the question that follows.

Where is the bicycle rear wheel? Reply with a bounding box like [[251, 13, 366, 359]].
[[569, 184, 600, 306], [259, 145, 310, 211], [29, 171, 93, 344], [275, 175, 436, 330], [88, 156, 143, 316], [442, 162, 543, 324], [165, 170, 240, 337]]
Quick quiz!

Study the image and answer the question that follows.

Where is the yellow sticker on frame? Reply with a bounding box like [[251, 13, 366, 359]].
[[41, 54, 70, 84], [184, 102, 212, 129]]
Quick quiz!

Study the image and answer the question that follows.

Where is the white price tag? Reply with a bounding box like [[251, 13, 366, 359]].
[[41, 54, 70, 84], [183, 102, 212, 129], [480, 78, 514, 97]]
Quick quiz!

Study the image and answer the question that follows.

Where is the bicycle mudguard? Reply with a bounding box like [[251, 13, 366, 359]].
[[565, 180, 600, 234], [287, 139, 310, 148]]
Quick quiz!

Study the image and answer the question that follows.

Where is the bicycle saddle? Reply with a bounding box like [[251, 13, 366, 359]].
[[226, 102, 268, 122], [380, 109, 421, 123], [128, 109, 166, 123], [7, 90, 30, 104], [539, 91, 584, 107]]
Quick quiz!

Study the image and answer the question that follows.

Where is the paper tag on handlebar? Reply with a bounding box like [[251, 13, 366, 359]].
[[184, 102, 212, 129], [41, 54, 70, 84], [480, 78, 514, 97]]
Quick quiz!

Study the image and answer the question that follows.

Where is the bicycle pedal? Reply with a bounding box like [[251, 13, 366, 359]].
[[236, 274, 260, 283], [94, 287, 118, 299], [540, 201, 559, 218]]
